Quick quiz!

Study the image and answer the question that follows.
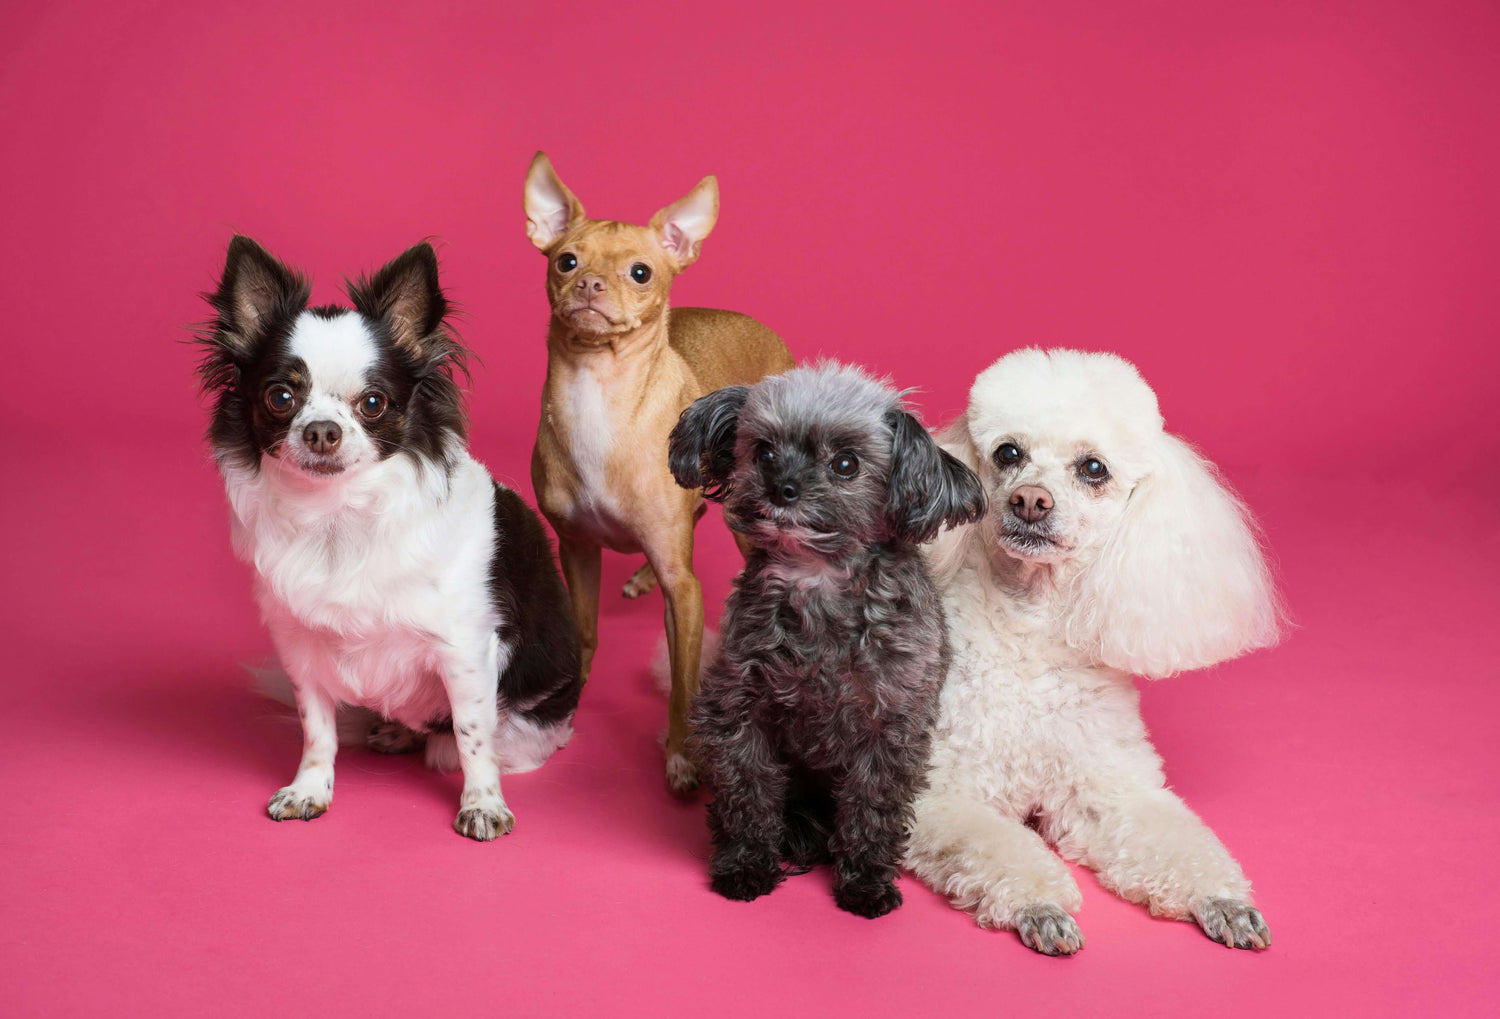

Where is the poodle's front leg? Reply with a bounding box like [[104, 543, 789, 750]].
[[1051, 782, 1269, 950], [906, 783, 1084, 954]]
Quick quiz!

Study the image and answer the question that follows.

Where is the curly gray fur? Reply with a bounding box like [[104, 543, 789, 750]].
[[669, 362, 985, 917]]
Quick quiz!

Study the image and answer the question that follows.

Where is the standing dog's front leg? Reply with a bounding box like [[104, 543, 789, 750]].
[[268, 678, 339, 821], [644, 526, 704, 794], [556, 536, 602, 681], [440, 638, 513, 842]]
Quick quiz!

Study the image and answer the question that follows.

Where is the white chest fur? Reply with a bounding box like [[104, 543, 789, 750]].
[[223, 451, 501, 725]]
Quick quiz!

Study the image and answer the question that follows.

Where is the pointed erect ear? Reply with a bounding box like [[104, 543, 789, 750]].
[[884, 410, 988, 544], [209, 235, 309, 350], [668, 385, 749, 500], [348, 243, 449, 358], [524, 152, 585, 250], [650, 176, 718, 268]]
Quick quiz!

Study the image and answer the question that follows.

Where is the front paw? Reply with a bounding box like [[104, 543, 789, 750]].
[[454, 804, 515, 842], [709, 849, 784, 902], [834, 877, 903, 919], [1015, 903, 1085, 955], [666, 751, 700, 795], [267, 785, 330, 821], [1194, 897, 1271, 950]]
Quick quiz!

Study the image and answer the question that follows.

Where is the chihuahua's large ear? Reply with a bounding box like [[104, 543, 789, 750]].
[[884, 410, 987, 544], [668, 385, 749, 501], [524, 152, 585, 250], [1063, 435, 1283, 679], [207, 236, 309, 351], [650, 176, 718, 268], [197, 236, 309, 391], [348, 242, 451, 361]]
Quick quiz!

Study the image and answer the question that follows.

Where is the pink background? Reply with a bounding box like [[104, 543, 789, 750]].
[[2, 0, 1497, 1015]]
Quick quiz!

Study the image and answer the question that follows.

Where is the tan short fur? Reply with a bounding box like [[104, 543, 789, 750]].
[[524, 153, 794, 792]]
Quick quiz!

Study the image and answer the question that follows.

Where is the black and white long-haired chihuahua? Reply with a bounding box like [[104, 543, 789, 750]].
[[196, 236, 582, 841], [668, 363, 985, 916]]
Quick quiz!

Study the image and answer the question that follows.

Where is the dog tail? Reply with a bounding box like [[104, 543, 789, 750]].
[[649, 628, 721, 695]]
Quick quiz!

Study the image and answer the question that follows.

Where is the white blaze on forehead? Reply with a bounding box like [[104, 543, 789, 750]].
[[289, 311, 379, 397]]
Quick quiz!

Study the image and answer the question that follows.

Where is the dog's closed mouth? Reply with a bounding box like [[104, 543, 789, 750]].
[[1001, 528, 1060, 553], [300, 459, 347, 476]]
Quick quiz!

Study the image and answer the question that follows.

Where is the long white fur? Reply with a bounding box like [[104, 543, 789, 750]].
[[226, 309, 564, 832], [906, 348, 1281, 952]]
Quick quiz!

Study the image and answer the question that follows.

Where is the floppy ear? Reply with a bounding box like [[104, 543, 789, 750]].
[[923, 418, 987, 588], [524, 152, 586, 250], [668, 385, 749, 501], [650, 176, 718, 268], [347, 242, 451, 361], [1063, 434, 1282, 678], [197, 235, 309, 391], [884, 410, 987, 544]]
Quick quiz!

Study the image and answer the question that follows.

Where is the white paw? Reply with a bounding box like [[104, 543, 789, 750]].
[[1195, 897, 1271, 950], [453, 792, 515, 841], [267, 783, 330, 821], [1015, 903, 1085, 956], [665, 751, 699, 795]]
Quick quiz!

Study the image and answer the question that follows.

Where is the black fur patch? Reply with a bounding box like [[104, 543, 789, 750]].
[[488, 483, 584, 727]]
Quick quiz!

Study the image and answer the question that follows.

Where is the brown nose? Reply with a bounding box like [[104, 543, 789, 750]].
[[303, 420, 342, 455], [576, 275, 606, 295], [1009, 486, 1053, 523]]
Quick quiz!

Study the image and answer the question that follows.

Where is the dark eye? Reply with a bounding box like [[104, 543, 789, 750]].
[[995, 442, 1023, 466], [357, 392, 389, 421], [757, 445, 777, 463], [1079, 457, 1110, 483], [829, 453, 860, 479], [629, 263, 652, 284], [556, 252, 578, 273], [264, 385, 295, 417]]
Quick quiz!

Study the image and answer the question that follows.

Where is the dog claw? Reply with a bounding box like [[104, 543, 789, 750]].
[[1194, 897, 1271, 950], [267, 786, 329, 821], [1015, 903, 1085, 956], [454, 805, 515, 842]]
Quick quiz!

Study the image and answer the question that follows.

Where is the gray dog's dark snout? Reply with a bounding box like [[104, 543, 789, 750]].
[[770, 479, 801, 506], [303, 420, 343, 454], [576, 275, 606, 294], [1009, 485, 1053, 523]]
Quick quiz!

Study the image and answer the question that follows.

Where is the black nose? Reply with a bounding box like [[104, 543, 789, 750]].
[[1008, 485, 1053, 523], [770, 480, 800, 506], [303, 420, 342, 455]]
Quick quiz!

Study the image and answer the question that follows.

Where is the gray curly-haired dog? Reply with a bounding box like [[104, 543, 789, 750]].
[[668, 363, 985, 917]]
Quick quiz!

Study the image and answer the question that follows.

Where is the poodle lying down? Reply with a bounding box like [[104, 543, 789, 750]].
[[906, 348, 1282, 954]]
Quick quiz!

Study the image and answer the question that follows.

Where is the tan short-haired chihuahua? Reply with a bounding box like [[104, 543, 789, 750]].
[[525, 152, 794, 792]]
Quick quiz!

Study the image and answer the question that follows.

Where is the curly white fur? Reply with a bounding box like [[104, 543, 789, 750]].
[[906, 348, 1281, 954]]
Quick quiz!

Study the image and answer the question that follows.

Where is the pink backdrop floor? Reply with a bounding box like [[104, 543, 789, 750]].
[[3, 1, 1498, 1015]]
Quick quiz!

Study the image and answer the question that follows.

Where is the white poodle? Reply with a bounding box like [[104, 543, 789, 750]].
[[905, 348, 1282, 954]]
